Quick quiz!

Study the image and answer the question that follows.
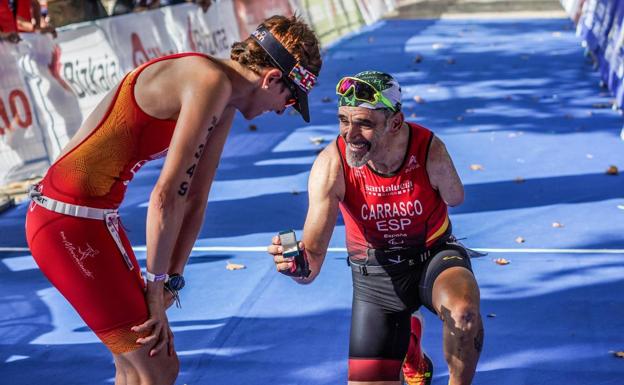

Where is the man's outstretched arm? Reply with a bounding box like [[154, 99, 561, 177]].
[[268, 143, 344, 283]]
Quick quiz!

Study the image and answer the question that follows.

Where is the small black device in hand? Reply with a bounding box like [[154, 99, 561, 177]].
[[278, 230, 310, 278]]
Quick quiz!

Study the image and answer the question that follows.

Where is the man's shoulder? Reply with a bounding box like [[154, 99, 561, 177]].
[[313, 139, 341, 169]]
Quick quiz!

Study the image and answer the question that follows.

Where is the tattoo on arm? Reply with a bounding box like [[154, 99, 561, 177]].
[[177, 116, 218, 197]]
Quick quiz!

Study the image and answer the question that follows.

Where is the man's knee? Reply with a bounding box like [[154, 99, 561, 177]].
[[440, 301, 482, 338]]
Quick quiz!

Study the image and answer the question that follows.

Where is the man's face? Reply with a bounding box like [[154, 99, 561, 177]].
[[338, 106, 390, 167]]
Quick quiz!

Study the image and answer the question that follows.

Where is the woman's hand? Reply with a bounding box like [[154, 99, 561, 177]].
[[131, 282, 175, 356], [163, 288, 176, 309]]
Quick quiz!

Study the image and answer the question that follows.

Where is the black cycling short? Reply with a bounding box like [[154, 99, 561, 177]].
[[348, 237, 474, 373]]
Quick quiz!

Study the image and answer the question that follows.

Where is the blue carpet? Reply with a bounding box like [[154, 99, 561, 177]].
[[1, 18, 623, 384]]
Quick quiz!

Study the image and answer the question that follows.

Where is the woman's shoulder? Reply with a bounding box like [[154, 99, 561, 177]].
[[174, 54, 231, 91]]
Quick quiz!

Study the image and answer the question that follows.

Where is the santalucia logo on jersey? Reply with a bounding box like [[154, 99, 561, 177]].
[[364, 180, 413, 197]]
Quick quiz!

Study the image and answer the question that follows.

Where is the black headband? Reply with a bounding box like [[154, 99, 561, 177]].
[[251, 26, 297, 75]]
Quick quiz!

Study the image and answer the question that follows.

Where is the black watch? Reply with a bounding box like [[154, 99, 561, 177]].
[[166, 273, 185, 291]]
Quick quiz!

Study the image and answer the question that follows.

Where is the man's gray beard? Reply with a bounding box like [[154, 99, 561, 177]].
[[346, 148, 371, 168]]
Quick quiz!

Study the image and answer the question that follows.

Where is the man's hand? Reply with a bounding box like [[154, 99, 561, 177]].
[[267, 234, 308, 277]]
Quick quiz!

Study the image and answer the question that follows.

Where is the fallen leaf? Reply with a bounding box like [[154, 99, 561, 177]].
[[552, 222, 564, 228], [413, 95, 425, 104], [226, 262, 246, 270], [487, 313, 497, 318], [515, 236, 525, 244], [606, 165, 619, 175], [494, 258, 510, 265], [309, 136, 325, 145], [470, 164, 484, 171], [248, 124, 257, 131], [614, 351, 624, 358]]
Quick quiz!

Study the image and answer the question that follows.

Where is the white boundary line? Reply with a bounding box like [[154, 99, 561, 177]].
[[1, 246, 624, 254]]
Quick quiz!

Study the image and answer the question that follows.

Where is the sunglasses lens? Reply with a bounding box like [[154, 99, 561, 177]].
[[338, 78, 356, 94], [282, 79, 298, 107], [353, 82, 376, 102], [338, 78, 377, 103]]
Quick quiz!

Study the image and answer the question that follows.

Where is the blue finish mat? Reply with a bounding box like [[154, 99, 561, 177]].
[[1, 18, 623, 384]]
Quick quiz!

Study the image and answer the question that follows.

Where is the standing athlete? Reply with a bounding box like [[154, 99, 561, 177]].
[[268, 71, 483, 385], [26, 15, 322, 385]]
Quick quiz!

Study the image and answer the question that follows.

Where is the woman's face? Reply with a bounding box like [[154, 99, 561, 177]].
[[245, 70, 297, 120]]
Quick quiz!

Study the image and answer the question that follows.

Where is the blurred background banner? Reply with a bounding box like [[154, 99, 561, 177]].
[[0, 40, 47, 184], [232, 0, 295, 37], [0, 1, 271, 185], [568, 0, 624, 114], [5, 0, 624, 186], [166, 2, 240, 57], [0, 0, 396, 186]]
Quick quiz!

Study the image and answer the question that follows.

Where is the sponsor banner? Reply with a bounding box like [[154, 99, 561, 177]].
[[232, 0, 294, 38], [577, 0, 611, 56], [594, 0, 618, 60], [561, 0, 587, 23], [52, 23, 124, 118], [18, 33, 85, 162], [296, 0, 365, 45], [601, 1, 624, 92], [354, 0, 396, 25], [1, 0, 393, 184], [0, 40, 48, 184], [166, 1, 240, 57], [97, 11, 178, 72]]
